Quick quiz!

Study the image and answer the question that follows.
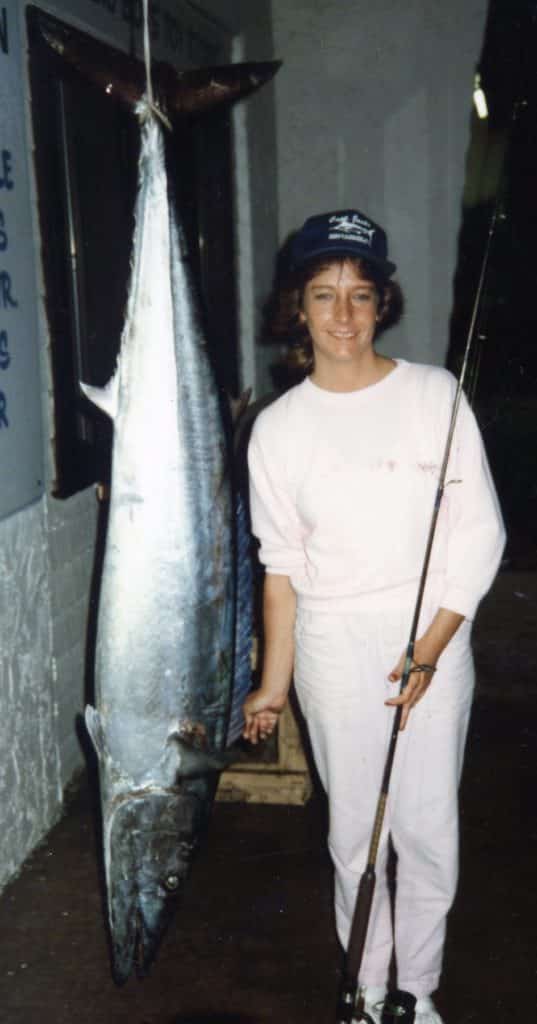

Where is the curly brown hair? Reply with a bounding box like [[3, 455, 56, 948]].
[[267, 254, 404, 377]]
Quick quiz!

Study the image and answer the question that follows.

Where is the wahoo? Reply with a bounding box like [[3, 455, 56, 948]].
[[82, 102, 252, 984]]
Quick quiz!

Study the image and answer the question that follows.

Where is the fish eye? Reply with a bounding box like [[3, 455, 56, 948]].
[[162, 874, 180, 893]]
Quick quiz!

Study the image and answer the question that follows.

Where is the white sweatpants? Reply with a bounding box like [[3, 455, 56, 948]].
[[293, 600, 474, 998]]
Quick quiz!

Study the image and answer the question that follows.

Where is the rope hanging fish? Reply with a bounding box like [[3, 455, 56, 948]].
[[137, 0, 172, 129]]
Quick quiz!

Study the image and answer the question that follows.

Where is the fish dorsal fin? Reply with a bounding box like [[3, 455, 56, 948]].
[[80, 365, 120, 420]]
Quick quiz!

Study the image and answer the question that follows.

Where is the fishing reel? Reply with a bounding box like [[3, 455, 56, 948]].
[[337, 988, 417, 1024], [379, 990, 417, 1022]]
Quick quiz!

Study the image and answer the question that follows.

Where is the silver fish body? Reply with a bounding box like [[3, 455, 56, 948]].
[[83, 109, 245, 983]]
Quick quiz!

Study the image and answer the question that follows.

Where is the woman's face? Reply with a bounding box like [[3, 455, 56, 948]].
[[299, 260, 379, 371]]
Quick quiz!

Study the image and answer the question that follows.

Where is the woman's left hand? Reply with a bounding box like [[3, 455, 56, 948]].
[[385, 607, 465, 730], [385, 641, 439, 731]]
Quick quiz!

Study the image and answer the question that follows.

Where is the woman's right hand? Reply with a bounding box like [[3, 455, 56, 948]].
[[243, 574, 296, 744], [242, 689, 286, 744]]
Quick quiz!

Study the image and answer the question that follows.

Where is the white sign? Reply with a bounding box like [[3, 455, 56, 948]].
[[0, 2, 44, 520]]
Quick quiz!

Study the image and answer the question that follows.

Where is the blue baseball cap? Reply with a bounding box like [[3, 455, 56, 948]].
[[289, 209, 396, 276]]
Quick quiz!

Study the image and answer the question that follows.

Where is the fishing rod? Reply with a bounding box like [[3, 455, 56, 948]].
[[336, 95, 524, 1024]]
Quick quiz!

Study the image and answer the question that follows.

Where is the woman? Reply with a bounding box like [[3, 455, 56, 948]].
[[243, 209, 505, 1024]]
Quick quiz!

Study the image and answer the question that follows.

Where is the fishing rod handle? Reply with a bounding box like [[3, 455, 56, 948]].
[[366, 793, 388, 865], [341, 865, 377, 994]]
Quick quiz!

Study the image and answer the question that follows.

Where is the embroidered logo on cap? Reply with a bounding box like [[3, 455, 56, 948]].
[[328, 213, 375, 246]]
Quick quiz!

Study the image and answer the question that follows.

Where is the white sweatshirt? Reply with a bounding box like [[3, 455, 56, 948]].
[[248, 360, 505, 620]]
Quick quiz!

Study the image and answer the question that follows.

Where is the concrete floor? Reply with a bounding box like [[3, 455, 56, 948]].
[[1, 572, 536, 1024]]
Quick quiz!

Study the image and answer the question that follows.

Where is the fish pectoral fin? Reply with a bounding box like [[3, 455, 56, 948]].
[[85, 705, 108, 760], [162, 735, 232, 778], [80, 366, 120, 420]]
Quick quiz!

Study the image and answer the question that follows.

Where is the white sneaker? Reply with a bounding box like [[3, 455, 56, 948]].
[[354, 986, 386, 1024], [415, 996, 444, 1024]]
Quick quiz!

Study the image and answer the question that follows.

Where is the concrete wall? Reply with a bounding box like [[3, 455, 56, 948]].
[[0, 0, 276, 890], [0, 501, 59, 883], [271, 0, 488, 367]]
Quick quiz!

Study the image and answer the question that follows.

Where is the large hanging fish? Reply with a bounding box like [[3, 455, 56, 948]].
[[82, 102, 253, 984]]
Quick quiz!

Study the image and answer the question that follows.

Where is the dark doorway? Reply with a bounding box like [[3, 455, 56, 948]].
[[27, 7, 238, 498]]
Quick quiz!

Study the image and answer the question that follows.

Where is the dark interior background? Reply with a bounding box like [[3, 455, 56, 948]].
[[448, 0, 537, 569]]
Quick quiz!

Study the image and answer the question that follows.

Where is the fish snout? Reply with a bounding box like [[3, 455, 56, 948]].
[[107, 789, 206, 983], [111, 851, 193, 982]]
